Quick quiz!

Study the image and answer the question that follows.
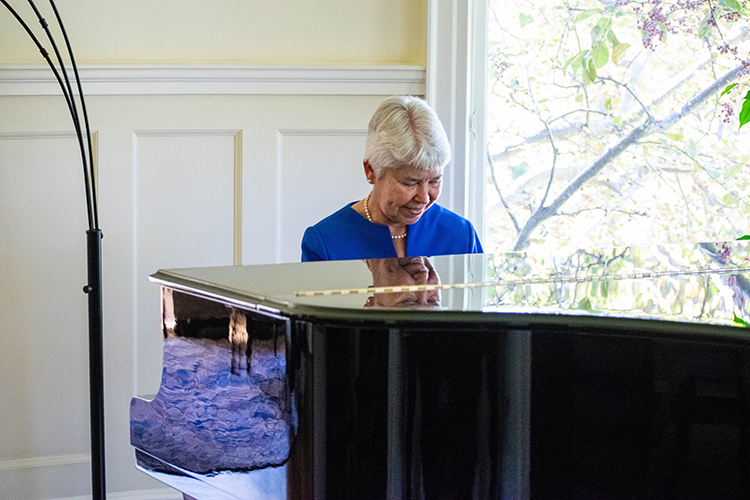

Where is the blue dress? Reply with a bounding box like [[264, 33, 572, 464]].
[[301, 202, 483, 261]]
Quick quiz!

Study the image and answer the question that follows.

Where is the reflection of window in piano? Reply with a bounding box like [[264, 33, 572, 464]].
[[131, 289, 291, 474]]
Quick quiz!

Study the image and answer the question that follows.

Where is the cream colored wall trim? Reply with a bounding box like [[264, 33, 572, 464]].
[[54, 488, 183, 500], [0, 131, 77, 140], [0, 65, 426, 96], [0, 132, 98, 194], [233, 130, 243, 266], [0, 453, 90, 471]]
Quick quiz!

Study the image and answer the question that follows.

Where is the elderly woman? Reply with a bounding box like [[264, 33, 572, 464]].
[[301, 95, 483, 262]]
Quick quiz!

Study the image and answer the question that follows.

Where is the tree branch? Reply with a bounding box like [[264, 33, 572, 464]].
[[525, 69, 559, 210], [488, 151, 521, 233], [489, 28, 749, 166], [597, 76, 655, 121], [510, 62, 747, 251], [557, 207, 648, 217]]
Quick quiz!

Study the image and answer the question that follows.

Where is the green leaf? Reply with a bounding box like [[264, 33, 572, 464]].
[[596, 17, 612, 29], [519, 13, 534, 28], [698, 16, 711, 39], [724, 162, 745, 180], [721, 83, 739, 98], [508, 162, 530, 180], [733, 312, 750, 327], [584, 59, 597, 83], [739, 91, 750, 131], [724, 192, 740, 206], [726, 0, 742, 11], [684, 139, 697, 159], [667, 131, 684, 141], [737, 235, 750, 240], [605, 98, 612, 111], [579, 296, 593, 311], [705, 163, 722, 179], [611, 43, 630, 65], [591, 18, 612, 45], [592, 42, 609, 68], [574, 8, 602, 23], [563, 50, 588, 74], [658, 23, 668, 43], [606, 28, 621, 47]]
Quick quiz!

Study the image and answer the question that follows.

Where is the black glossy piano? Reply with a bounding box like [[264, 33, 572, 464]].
[[130, 241, 750, 499]]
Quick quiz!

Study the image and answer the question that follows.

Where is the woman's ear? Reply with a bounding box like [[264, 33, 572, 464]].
[[363, 160, 376, 184]]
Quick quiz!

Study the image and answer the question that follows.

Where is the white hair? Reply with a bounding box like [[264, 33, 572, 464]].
[[364, 96, 451, 177]]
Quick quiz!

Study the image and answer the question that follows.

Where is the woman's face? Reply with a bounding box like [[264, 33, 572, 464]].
[[367, 162, 442, 227]]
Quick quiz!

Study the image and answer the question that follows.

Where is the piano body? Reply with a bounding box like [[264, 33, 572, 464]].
[[131, 241, 750, 499]]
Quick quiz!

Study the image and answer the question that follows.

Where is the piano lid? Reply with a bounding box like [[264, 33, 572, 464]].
[[150, 240, 750, 329]]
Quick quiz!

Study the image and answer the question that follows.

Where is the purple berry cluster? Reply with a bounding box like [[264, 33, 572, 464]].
[[614, 0, 745, 52], [638, 7, 670, 50], [719, 102, 736, 123], [717, 43, 739, 56], [717, 242, 732, 263]]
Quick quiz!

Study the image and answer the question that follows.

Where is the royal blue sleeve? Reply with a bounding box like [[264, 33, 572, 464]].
[[301, 226, 327, 262]]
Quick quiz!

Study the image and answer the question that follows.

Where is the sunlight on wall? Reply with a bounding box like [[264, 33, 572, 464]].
[[0, 0, 427, 66]]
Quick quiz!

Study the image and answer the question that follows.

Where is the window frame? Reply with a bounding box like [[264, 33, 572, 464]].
[[426, 0, 489, 244]]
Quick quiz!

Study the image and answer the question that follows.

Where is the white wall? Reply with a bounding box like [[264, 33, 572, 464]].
[[0, 1, 489, 497], [0, 0, 427, 66], [0, 70, 424, 499], [0, 0, 431, 496]]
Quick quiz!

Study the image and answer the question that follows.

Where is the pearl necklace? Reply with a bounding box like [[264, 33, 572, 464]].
[[364, 193, 407, 240]]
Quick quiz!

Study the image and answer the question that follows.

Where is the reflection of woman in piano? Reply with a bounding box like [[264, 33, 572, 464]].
[[301, 96, 483, 261], [363, 256, 484, 499], [364, 256, 441, 308]]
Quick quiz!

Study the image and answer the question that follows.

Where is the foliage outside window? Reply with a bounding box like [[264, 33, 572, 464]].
[[485, 0, 750, 253]]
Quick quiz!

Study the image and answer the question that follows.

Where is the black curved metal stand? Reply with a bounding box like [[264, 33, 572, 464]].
[[86, 229, 105, 500], [1, 1, 105, 498]]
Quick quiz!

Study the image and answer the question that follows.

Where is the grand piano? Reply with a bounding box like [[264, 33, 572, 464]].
[[130, 241, 750, 499]]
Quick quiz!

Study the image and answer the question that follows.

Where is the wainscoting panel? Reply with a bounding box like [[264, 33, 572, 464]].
[[0, 132, 93, 498], [133, 130, 238, 396], [276, 129, 368, 263]]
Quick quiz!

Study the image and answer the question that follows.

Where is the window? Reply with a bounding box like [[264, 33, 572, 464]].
[[483, 0, 750, 253]]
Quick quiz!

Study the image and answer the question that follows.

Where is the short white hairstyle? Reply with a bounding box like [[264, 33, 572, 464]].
[[364, 96, 451, 177]]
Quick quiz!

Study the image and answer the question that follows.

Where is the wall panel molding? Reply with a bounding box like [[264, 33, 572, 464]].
[[0, 131, 77, 140], [0, 129, 100, 200], [0, 453, 90, 471], [131, 128, 243, 265], [275, 128, 367, 262], [0, 65, 426, 96], [57, 488, 183, 500], [276, 128, 368, 137], [131, 128, 241, 395]]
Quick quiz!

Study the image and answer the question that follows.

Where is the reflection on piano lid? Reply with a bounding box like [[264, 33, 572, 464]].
[[136, 240, 750, 500], [296, 265, 750, 296], [151, 240, 750, 326]]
